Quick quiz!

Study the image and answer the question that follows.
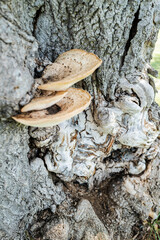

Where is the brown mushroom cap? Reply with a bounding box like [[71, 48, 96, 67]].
[[21, 91, 67, 112], [38, 49, 102, 91], [12, 88, 91, 127]]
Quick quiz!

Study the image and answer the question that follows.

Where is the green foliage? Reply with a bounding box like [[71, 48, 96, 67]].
[[151, 31, 160, 80], [24, 231, 34, 240], [151, 31, 160, 106], [147, 213, 160, 240]]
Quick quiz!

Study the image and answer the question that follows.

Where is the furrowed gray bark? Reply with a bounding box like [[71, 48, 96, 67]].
[[0, 0, 160, 239]]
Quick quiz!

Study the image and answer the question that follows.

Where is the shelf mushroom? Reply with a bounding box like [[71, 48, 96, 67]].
[[12, 49, 102, 127], [12, 88, 91, 127], [38, 49, 102, 91], [21, 91, 67, 112]]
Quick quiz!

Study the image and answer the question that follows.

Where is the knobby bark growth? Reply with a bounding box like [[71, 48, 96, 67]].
[[0, 0, 160, 239]]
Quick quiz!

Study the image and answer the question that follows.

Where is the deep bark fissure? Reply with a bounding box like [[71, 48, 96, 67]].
[[120, 5, 141, 71], [32, 5, 44, 37]]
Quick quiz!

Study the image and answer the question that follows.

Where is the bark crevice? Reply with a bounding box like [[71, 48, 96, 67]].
[[120, 5, 141, 71], [32, 5, 44, 37]]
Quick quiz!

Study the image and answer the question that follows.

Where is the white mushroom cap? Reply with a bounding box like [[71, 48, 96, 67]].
[[38, 49, 102, 91], [21, 91, 67, 112], [12, 88, 91, 127]]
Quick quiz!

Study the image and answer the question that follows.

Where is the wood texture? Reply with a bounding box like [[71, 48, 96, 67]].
[[0, 0, 160, 239]]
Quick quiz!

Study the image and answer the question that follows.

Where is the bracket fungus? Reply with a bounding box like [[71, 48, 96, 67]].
[[21, 91, 67, 112], [12, 49, 102, 127], [38, 49, 102, 91], [12, 88, 91, 127]]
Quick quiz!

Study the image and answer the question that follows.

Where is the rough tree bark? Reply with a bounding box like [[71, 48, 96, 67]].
[[0, 0, 160, 239]]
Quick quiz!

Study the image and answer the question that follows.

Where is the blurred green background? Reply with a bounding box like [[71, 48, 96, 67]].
[[151, 31, 160, 105]]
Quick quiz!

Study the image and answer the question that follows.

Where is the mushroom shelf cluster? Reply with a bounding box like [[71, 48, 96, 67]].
[[12, 49, 102, 127]]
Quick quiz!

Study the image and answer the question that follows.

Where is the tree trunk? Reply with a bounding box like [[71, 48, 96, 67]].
[[0, 0, 160, 239]]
